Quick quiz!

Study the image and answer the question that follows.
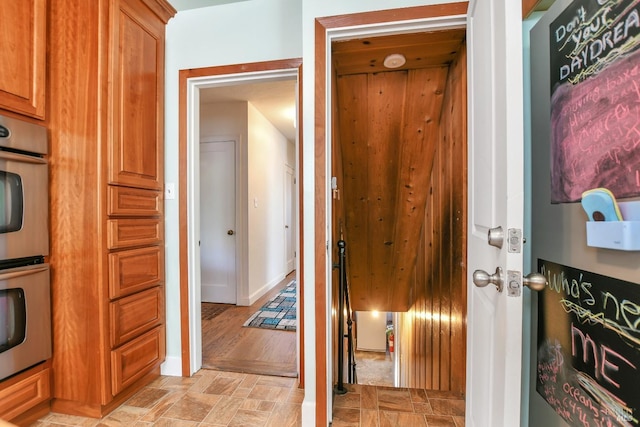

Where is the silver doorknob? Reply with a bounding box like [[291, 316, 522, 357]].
[[473, 267, 503, 292], [227, 230, 234, 235], [523, 272, 546, 291], [487, 226, 504, 249]]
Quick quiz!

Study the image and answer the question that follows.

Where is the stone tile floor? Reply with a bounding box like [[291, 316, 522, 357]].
[[31, 369, 302, 427], [29, 369, 464, 426], [332, 383, 465, 427]]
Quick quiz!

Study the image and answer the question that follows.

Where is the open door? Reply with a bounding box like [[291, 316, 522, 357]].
[[466, 0, 527, 426]]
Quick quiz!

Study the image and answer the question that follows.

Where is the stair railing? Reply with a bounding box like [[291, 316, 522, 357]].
[[334, 239, 356, 394]]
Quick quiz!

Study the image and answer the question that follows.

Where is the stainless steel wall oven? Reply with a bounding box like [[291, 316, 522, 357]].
[[0, 114, 51, 381]]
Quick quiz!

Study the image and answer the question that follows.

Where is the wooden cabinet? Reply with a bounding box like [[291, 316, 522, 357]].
[[109, 0, 165, 190], [0, 362, 51, 425], [0, 0, 46, 119], [47, 0, 175, 418]]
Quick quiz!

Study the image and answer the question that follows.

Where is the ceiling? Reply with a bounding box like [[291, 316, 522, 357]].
[[333, 29, 466, 76], [199, 80, 297, 142]]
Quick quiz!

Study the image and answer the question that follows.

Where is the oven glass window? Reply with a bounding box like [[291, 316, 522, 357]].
[[0, 288, 26, 353], [0, 171, 24, 233]]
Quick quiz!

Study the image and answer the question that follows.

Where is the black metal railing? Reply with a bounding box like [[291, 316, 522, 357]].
[[334, 240, 356, 394]]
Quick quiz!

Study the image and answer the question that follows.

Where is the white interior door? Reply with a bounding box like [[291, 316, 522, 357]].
[[466, 1, 525, 426], [200, 140, 237, 304], [285, 165, 295, 274]]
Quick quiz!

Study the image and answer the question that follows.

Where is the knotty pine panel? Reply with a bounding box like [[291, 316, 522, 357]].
[[336, 74, 370, 311], [337, 67, 449, 312], [397, 46, 467, 395]]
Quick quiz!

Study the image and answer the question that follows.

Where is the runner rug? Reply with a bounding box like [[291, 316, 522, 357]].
[[243, 280, 296, 331]]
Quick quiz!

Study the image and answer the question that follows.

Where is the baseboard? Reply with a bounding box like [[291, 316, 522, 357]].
[[160, 356, 182, 377], [238, 273, 286, 306], [301, 399, 316, 426]]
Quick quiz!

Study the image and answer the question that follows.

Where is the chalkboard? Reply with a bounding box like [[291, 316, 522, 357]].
[[549, 0, 640, 203], [537, 259, 640, 426]]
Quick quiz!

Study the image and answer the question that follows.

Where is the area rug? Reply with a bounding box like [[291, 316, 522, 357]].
[[243, 280, 296, 331]]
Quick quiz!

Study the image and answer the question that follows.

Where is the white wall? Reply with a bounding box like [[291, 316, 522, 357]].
[[247, 102, 288, 301], [164, 0, 301, 375], [355, 311, 387, 352]]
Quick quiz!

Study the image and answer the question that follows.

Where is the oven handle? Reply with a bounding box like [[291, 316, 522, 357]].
[[0, 265, 48, 281], [0, 150, 47, 164]]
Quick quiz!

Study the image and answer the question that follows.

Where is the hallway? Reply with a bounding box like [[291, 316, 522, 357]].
[[201, 273, 297, 377]]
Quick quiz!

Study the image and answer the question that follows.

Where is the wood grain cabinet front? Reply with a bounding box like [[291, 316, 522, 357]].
[[108, 0, 166, 191], [0, 366, 50, 422], [108, 246, 164, 299], [111, 325, 166, 396], [107, 218, 163, 250], [110, 286, 163, 347], [0, 0, 46, 118], [107, 186, 163, 217], [47, 0, 175, 417]]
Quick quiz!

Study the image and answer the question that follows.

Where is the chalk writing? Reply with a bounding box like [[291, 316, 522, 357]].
[[537, 259, 640, 426], [549, 0, 640, 203]]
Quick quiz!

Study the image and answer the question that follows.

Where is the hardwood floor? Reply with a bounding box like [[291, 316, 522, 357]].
[[201, 272, 297, 378]]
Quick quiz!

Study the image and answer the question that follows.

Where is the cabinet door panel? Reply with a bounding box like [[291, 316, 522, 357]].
[[109, 0, 165, 189], [109, 246, 163, 298], [107, 185, 162, 217], [111, 325, 165, 396], [0, 367, 50, 421], [107, 219, 163, 249], [0, 0, 46, 118], [110, 287, 163, 347]]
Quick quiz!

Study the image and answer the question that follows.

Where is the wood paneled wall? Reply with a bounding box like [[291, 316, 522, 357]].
[[397, 45, 467, 394], [336, 67, 449, 313]]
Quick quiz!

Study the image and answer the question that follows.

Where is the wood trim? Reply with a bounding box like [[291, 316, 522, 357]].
[[178, 68, 191, 377], [316, 2, 468, 29], [314, 3, 469, 424], [178, 59, 304, 379], [314, 18, 328, 427], [522, 0, 541, 18], [297, 64, 305, 390]]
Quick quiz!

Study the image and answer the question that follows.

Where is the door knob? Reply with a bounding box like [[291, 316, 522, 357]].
[[472, 267, 503, 292], [523, 272, 547, 291], [227, 230, 234, 235]]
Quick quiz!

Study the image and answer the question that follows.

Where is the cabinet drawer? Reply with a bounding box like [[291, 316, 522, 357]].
[[110, 287, 163, 348], [107, 218, 163, 249], [109, 246, 163, 299], [111, 325, 165, 396], [107, 186, 162, 217], [0, 0, 46, 118], [0, 367, 50, 421]]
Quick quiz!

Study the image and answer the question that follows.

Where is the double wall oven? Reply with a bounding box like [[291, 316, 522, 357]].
[[0, 114, 51, 381]]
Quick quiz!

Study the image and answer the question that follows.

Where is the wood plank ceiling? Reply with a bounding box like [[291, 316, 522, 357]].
[[332, 29, 465, 312]]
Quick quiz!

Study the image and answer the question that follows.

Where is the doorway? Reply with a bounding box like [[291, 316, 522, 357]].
[[312, 5, 470, 425], [178, 59, 304, 381], [330, 30, 468, 388]]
